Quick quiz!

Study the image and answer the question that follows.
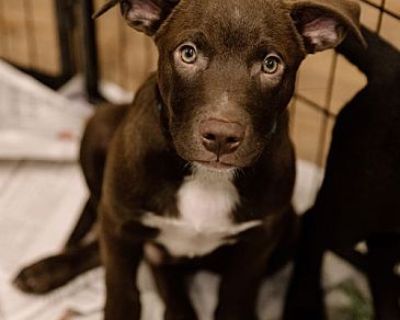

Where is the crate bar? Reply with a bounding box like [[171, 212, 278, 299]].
[[360, 0, 400, 21], [54, 0, 75, 82], [81, 0, 104, 103]]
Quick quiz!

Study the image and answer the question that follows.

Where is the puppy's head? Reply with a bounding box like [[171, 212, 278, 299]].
[[96, 0, 364, 170]]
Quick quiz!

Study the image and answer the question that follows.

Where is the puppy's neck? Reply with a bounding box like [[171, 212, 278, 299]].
[[141, 163, 262, 259], [177, 164, 239, 230]]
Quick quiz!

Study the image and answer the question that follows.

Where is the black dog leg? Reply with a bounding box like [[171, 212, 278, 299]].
[[366, 234, 400, 320]]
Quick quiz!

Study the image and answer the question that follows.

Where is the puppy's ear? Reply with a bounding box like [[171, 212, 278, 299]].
[[288, 0, 366, 53], [93, 0, 180, 36]]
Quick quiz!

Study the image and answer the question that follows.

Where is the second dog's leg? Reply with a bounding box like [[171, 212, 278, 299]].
[[215, 230, 273, 320], [366, 234, 400, 320], [14, 240, 100, 294]]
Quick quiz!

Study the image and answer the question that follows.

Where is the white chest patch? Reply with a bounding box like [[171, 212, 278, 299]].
[[142, 166, 262, 258]]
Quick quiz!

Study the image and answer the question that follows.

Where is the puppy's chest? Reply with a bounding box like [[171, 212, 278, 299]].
[[142, 170, 261, 258]]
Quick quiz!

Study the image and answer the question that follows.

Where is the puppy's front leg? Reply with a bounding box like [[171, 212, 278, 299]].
[[215, 232, 272, 320], [150, 262, 198, 320], [100, 222, 143, 320]]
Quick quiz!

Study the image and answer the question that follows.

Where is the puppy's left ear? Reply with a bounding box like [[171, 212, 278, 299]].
[[93, 0, 180, 36], [288, 0, 366, 53]]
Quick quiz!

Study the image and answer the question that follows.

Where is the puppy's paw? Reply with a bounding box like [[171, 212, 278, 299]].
[[13, 255, 76, 294]]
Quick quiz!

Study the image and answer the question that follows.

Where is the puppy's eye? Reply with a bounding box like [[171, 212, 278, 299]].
[[262, 54, 281, 74], [180, 44, 197, 64]]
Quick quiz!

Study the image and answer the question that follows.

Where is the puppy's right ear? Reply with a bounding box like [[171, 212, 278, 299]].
[[288, 0, 366, 53], [93, 0, 180, 36]]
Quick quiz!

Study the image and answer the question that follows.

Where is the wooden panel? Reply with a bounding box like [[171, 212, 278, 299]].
[[0, 0, 10, 56], [0, 0, 60, 75], [30, 0, 60, 74], [360, 1, 380, 30], [381, 14, 400, 50], [291, 101, 325, 165], [1, 0, 30, 67], [330, 56, 367, 114], [296, 51, 335, 109], [94, 0, 158, 92]]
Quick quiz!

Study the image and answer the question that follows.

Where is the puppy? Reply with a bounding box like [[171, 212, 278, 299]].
[[15, 0, 364, 319]]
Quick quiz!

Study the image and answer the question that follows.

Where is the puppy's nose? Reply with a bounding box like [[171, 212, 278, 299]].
[[200, 120, 244, 156]]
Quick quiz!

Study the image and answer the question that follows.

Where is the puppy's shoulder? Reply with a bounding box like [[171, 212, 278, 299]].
[[114, 74, 164, 142], [107, 74, 170, 174]]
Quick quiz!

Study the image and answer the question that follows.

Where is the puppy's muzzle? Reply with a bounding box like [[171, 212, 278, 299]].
[[199, 119, 245, 157]]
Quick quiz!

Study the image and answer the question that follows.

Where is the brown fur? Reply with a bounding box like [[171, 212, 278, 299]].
[[14, 1, 363, 319]]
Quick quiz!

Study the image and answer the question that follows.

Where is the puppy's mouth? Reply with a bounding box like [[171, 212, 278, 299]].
[[194, 160, 237, 171]]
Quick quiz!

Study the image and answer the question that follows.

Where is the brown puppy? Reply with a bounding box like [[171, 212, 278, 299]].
[[14, 1, 363, 319]]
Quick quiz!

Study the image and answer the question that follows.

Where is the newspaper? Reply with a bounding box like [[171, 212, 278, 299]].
[[0, 59, 136, 162], [0, 60, 94, 161]]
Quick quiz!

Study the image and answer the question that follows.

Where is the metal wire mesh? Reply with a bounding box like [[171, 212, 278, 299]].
[[291, 0, 400, 167]]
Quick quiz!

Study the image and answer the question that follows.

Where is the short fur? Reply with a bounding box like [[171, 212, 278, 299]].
[[14, 1, 363, 319]]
